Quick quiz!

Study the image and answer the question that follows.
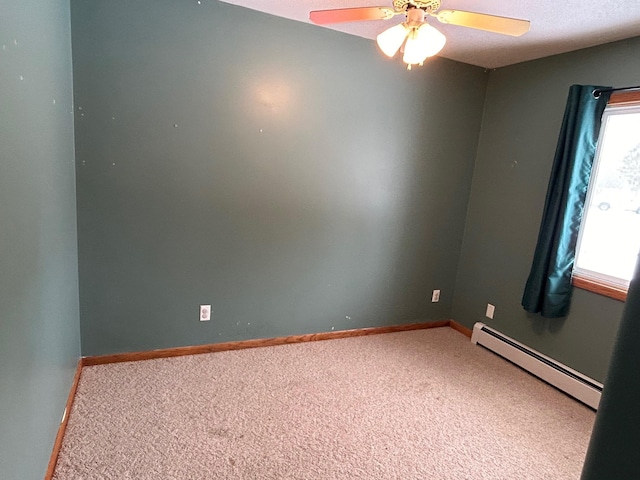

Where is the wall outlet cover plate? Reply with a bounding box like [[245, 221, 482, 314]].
[[200, 305, 211, 321]]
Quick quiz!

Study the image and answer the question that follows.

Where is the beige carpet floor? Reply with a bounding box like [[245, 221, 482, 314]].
[[53, 327, 595, 479]]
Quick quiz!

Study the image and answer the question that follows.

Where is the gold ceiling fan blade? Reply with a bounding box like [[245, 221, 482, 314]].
[[310, 7, 397, 25], [433, 10, 530, 37]]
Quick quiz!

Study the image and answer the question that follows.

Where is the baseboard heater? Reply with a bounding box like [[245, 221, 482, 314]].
[[471, 322, 602, 410]]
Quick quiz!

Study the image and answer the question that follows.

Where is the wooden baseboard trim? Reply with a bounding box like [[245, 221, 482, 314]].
[[448, 320, 472, 338], [82, 320, 451, 366], [44, 359, 83, 480]]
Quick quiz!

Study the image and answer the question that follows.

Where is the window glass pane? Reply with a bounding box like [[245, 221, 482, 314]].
[[575, 107, 640, 283]]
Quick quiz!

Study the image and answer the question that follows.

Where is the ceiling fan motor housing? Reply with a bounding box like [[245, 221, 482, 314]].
[[393, 0, 441, 14]]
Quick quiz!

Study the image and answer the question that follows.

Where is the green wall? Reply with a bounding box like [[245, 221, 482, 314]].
[[0, 1, 80, 479], [452, 37, 640, 382], [71, 0, 488, 356]]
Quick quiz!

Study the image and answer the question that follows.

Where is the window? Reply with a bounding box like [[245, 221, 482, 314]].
[[573, 91, 640, 301]]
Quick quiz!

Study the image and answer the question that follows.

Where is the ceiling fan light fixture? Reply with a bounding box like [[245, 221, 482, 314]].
[[402, 22, 446, 65], [376, 23, 409, 57], [310, 3, 531, 69]]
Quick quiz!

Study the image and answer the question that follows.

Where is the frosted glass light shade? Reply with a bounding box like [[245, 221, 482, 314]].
[[402, 23, 446, 65], [376, 23, 408, 57]]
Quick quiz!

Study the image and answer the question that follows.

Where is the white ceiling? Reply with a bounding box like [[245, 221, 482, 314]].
[[219, 0, 640, 68]]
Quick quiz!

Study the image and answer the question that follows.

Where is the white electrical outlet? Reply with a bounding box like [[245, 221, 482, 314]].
[[485, 303, 495, 319], [200, 305, 211, 322], [432, 289, 440, 302]]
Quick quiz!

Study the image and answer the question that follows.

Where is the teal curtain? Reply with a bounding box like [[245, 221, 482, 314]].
[[522, 84, 611, 318]]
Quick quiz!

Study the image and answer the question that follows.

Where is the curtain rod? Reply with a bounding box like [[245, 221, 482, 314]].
[[593, 85, 640, 98]]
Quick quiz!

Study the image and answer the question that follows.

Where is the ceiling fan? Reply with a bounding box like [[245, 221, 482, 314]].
[[309, 0, 530, 69]]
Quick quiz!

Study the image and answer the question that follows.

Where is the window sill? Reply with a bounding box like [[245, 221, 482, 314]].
[[572, 275, 627, 302]]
